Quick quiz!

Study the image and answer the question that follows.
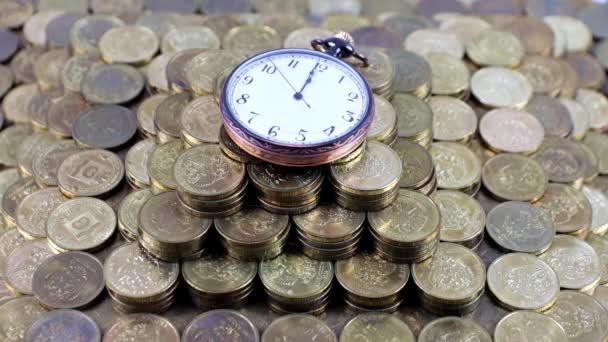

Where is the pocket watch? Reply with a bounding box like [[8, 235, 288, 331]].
[[220, 33, 374, 167]]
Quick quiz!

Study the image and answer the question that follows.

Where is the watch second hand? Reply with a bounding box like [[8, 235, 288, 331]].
[[269, 59, 312, 109]]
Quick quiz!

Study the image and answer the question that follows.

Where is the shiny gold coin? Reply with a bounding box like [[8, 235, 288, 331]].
[[56, 149, 124, 198], [182, 253, 256, 295], [223, 25, 281, 55], [482, 153, 548, 202], [99, 25, 158, 64], [147, 140, 184, 193], [181, 96, 223, 145], [433, 190, 485, 247], [466, 29, 524, 67], [534, 183, 592, 235], [293, 203, 365, 243], [404, 29, 464, 59], [471, 67, 533, 109], [426, 52, 469, 97], [391, 93, 433, 140], [430, 142, 481, 191], [161, 26, 220, 54], [430, 96, 477, 143], [215, 207, 288, 247], [184, 50, 246, 96], [367, 95, 396, 143]]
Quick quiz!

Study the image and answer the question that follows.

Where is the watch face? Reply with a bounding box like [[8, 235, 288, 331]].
[[223, 49, 372, 147]]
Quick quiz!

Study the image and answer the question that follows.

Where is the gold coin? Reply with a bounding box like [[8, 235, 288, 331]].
[[471, 67, 533, 109], [584, 131, 608, 175], [184, 50, 246, 96], [56, 149, 124, 198], [404, 29, 464, 59], [438, 16, 491, 46], [320, 14, 371, 32], [2, 177, 39, 227], [357, 48, 394, 97], [426, 52, 469, 96], [430, 142, 481, 190], [587, 234, 608, 285], [117, 188, 152, 240], [3, 83, 40, 124], [257, 13, 309, 39], [293, 203, 365, 242], [136, 94, 168, 138], [482, 153, 548, 202], [99, 25, 159, 64], [429, 96, 477, 143], [391, 138, 434, 189], [31, 139, 80, 188], [576, 89, 608, 131], [391, 93, 433, 140], [4, 239, 54, 295], [559, 98, 590, 140], [543, 16, 592, 53], [262, 314, 336, 342], [15, 188, 67, 239], [494, 311, 567, 342], [558, 60, 578, 98], [479, 108, 545, 154], [518, 55, 564, 96], [154, 92, 191, 143], [181, 96, 223, 145], [147, 140, 184, 192], [533, 183, 592, 234], [223, 25, 281, 54], [283, 27, 333, 49], [340, 313, 414, 342], [16, 132, 57, 177], [545, 291, 608, 341], [367, 95, 396, 142], [0, 125, 32, 167], [125, 138, 155, 189], [215, 207, 289, 246], [582, 186, 608, 235], [419, 317, 491, 342], [69, 14, 125, 56], [161, 26, 220, 54], [466, 29, 524, 67], [146, 52, 176, 92], [182, 253, 256, 295], [433, 190, 485, 246]]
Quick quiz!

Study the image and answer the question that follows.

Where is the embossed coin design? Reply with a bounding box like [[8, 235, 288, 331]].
[[57, 149, 124, 198], [418, 317, 492, 342], [340, 313, 415, 342], [0, 297, 46, 342], [103, 314, 180, 342], [16, 188, 67, 239], [24, 309, 101, 342], [99, 25, 158, 64], [479, 108, 545, 154], [261, 314, 336, 342], [433, 190, 485, 249], [471, 67, 533, 109], [534, 184, 592, 235], [3, 239, 54, 295], [494, 311, 567, 342], [182, 310, 259, 342], [482, 154, 548, 202], [545, 290, 608, 342]]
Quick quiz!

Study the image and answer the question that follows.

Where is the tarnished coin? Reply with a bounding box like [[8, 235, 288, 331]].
[[385, 49, 432, 96], [534, 184, 592, 235], [412, 242, 486, 303], [99, 25, 158, 64], [532, 137, 587, 185], [471, 67, 533, 109], [72, 105, 136, 150], [154, 92, 190, 143], [0, 65, 13, 98], [24, 10, 63, 47], [482, 153, 548, 202], [161, 26, 220, 54], [69, 15, 125, 56], [0, 167, 19, 199], [146, 53, 175, 92], [480, 109, 545, 154], [0, 297, 46, 342], [104, 242, 179, 300], [147, 140, 183, 192], [81, 63, 144, 105], [526, 96, 572, 138], [0, 229, 26, 272], [61, 55, 100, 93], [564, 52, 605, 90], [0, 28, 17, 62], [117, 188, 152, 240], [181, 96, 223, 145], [381, 14, 434, 43], [2, 177, 38, 227], [495, 16, 554, 56], [125, 139, 155, 189], [426, 53, 469, 97], [546, 290, 608, 341], [587, 234, 608, 285], [391, 138, 434, 189], [466, 29, 524, 67], [16, 132, 58, 177], [223, 25, 281, 54], [433, 190, 485, 247], [3, 239, 54, 295], [174, 144, 246, 198], [261, 314, 336, 342], [46, 197, 116, 253], [391, 93, 433, 140], [33, 48, 69, 91], [11, 46, 45, 84], [540, 235, 601, 292], [560, 98, 590, 140], [47, 93, 91, 139], [582, 186, 608, 235], [184, 50, 245, 96], [518, 55, 564, 96], [487, 253, 559, 311], [0, 124, 32, 167], [103, 314, 180, 342], [28, 90, 57, 131], [583, 132, 608, 174], [486, 201, 555, 254], [45, 12, 84, 48], [404, 29, 464, 59], [494, 311, 567, 342], [259, 252, 333, 301], [418, 317, 492, 342], [340, 313, 414, 342], [293, 203, 365, 242], [56, 149, 124, 198], [430, 96, 477, 143], [16, 188, 66, 239], [3, 83, 40, 124], [32, 252, 104, 309], [137, 94, 166, 138], [182, 310, 259, 342], [430, 142, 481, 191], [24, 309, 101, 342], [31, 139, 80, 188], [182, 253, 256, 295], [335, 251, 409, 300], [576, 89, 608, 131]]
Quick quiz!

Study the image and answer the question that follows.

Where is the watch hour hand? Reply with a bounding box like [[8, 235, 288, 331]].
[[294, 62, 319, 100], [269, 59, 312, 109]]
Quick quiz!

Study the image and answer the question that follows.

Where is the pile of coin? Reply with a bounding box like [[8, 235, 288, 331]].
[[359, 48, 395, 100], [214, 207, 290, 261], [392, 138, 437, 196], [367, 95, 398, 146], [335, 251, 409, 312], [292, 203, 365, 261], [104, 243, 179, 314], [248, 163, 323, 215], [259, 252, 333, 315], [174, 144, 248, 218], [182, 253, 257, 309], [368, 189, 440, 263], [329, 141, 402, 211], [392, 94, 433, 149]]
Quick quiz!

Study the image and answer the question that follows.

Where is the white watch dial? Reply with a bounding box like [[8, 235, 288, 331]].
[[225, 49, 371, 146]]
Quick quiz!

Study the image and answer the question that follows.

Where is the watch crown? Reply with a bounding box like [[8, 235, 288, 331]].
[[333, 31, 355, 45]]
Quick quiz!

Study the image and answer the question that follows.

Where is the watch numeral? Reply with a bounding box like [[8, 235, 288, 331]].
[[236, 94, 250, 104], [262, 64, 277, 74], [296, 129, 308, 141], [242, 76, 254, 85], [338, 76, 345, 84], [318, 63, 328, 72], [343, 111, 355, 122], [324, 126, 335, 136], [268, 125, 280, 137], [347, 92, 359, 102], [288, 60, 299, 68], [248, 111, 261, 123]]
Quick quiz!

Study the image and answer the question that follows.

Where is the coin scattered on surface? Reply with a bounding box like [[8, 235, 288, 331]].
[[99, 25, 158, 64], [482, 154, 548, 202], [103, 314, 180, 342], [72, 105, 137, 150], [494, 311, 567, 342], [15, 187, 67, 239], [24, 309, 101, 342], [262, 314, 336, 342], [3, 239, 54, 295], [81, 63, 144, 105], [471, 67, 533, 109], [418, 317, 492, 342], [340, 313, 415, 342], [433, 190, 485, 249], [545, 290, 608, 341], [0, 296, 47, 342], [57, 149, 124, 198], [182, 310, 258, 342]]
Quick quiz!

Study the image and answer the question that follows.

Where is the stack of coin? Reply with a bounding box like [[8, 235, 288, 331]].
[[174, 144, 247, 218], [367, 95, 398, 146], [214, 208, 290, 261], [358, 48, 395, 99], [138, 191, 212, 261], [329, 141, 402, 211], [386, 49, 432, 99], [392, 93, 433, 149], [248, 163, 323, 215], [392, 138, 437, 195], [335, 251, 409, 312], [430, 142, 482, 196], [104, 242, 179, 314], [181, 253, 257, 309], [368, 189, 440, 263], [259, 252, 334, 315], [412, 242, 486, 315], [433, 190, 485, 250], [292, 203, 365, 261]]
